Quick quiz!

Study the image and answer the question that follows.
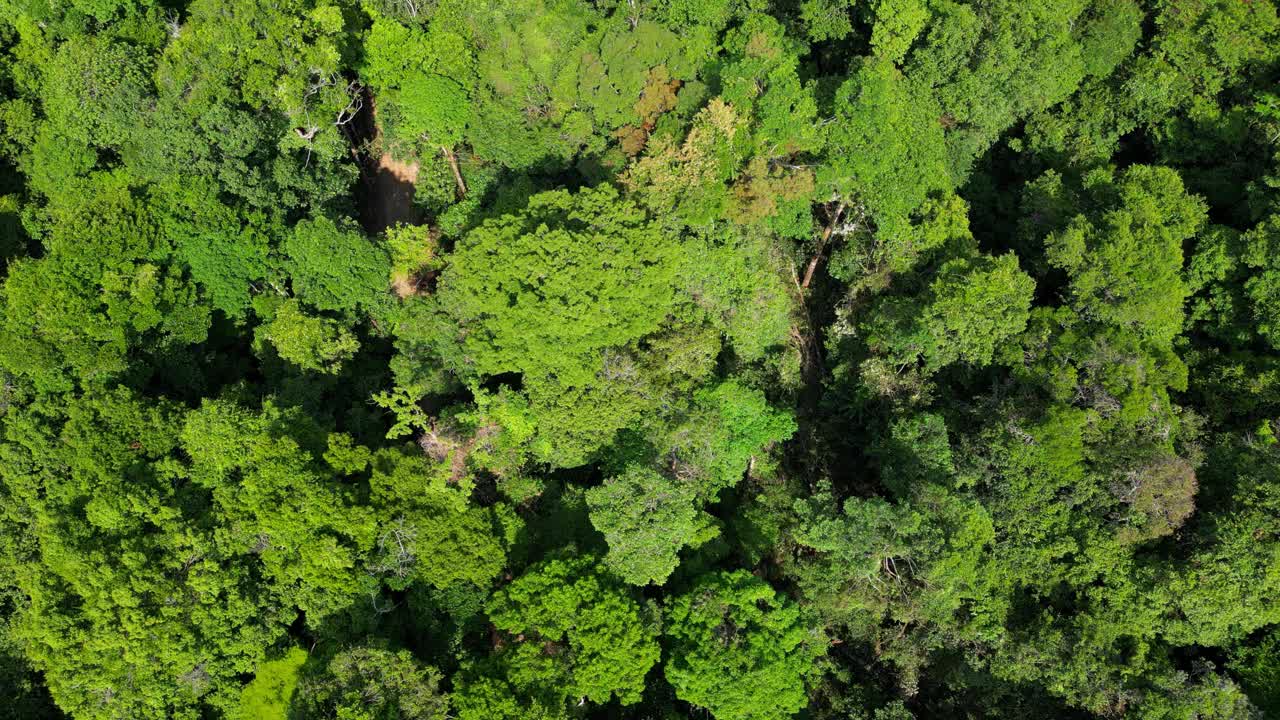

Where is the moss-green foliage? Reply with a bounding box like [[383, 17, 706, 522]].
[[430, 184, 680, 386], [0, 611, 58, 720], [361, 13, 473, 152], [916, 254, 1035, 369], [365, 444, 516, 591], [155, 181, 276, 320], [136, 0, 359, 209], [664, 571, 826, 720], [235, 648, 307, 720], [906, 0, 1098, 171], [660, 380, 797, 498], [1023, 0, 1278, 175], [792, 479, 996, 677], [1011, 166, 1206, 417], [283, 217, 391, 317], [1230, 628, 1280, 715], [442, 0, 600, 170], [40, 35, 149, 148], [384, 223, 439, 284], [181, 397, 375, 624], [1160, 438, 1280, 647], [586, 464, 705, 585], [0, 172, 209, 393], [1043, 166, 1205, 347], [861, 253, 1035, 373], [869, 0, 929, 62], [575, 21, 693, 131], [2, 1, 1280, 718], [0, 389, 290, 718], [1189, 214, 1280, 349], [292, 645, 450, 720], [483, 556, 660, 708], [821, 57, 952, 267], [402, 183, 702, 466], [259, 299, 360, 374]]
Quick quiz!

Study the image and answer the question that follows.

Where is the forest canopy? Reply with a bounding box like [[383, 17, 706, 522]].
[[0, 0, 1279, 718]]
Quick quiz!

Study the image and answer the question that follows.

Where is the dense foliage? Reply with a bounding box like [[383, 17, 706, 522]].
[[0, 0, 1278, 718]]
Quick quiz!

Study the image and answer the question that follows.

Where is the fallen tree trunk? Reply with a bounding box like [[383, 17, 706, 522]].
[[442, 145, 467, 198], [801, 201, 846, 289]]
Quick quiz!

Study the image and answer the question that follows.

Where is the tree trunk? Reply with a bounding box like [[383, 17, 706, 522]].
[[442, 145, 467, 198], [801, 202, 846, 289]]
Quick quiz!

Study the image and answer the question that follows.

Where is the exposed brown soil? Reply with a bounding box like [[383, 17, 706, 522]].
[[391, 272, 417, 299], [362, 151, 421, 233], [418, 421, 498, 485], [341, 86, 424, 234]]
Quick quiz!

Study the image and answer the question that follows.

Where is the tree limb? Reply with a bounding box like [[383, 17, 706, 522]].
[[801, 201, 846, 289], [442, 145, 467, 198]]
